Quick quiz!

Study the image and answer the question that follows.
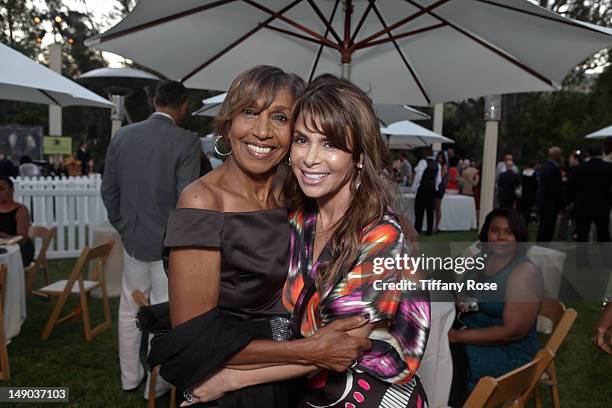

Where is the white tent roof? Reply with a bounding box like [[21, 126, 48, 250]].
[[0, 42, 113, 108], [381, 120, 453, 149], [585, 124, 612, 139]]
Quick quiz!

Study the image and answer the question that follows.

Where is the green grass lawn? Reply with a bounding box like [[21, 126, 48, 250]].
[[4, 236, 612, 407]]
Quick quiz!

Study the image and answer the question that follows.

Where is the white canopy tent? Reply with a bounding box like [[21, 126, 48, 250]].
[[192, 92, 430, 124], [0, 42, 113, 108], [586, 124, 612, 139], [381, 120, 453, 149]]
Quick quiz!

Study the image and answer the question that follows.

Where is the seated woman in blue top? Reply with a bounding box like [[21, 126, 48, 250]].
[[449, 208, 543, 403]]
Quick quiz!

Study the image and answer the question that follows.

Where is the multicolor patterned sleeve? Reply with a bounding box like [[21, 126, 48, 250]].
[[320, 214, 430, 385]]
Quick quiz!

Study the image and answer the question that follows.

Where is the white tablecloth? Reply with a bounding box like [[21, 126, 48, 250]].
[[400, 193, 477, 231], [0, 245, 26, 340], [90, 221, 124, 297], [417, 297, 455, 408]]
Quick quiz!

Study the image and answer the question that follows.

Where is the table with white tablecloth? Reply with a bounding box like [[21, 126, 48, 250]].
[[400, 193, 477, 231], [417, 294, 456, 408], [0, 245, 26, 340]]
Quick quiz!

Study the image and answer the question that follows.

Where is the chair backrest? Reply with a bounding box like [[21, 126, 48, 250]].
[[67, 241, 115, 291], [28, 226, 56, 265], [544, 307, 577, 354], [465, 349, 554, 408], [538, 297, 566, 332]]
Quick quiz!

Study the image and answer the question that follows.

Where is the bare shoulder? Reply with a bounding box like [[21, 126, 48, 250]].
[[177, 177, 222, 211], [15, 204, 30, 218]]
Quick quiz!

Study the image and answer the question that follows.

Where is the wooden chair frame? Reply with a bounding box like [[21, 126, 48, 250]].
[[533, 298, 577, 408], [25, 226, 56, 296], [465, 348, 554, 408], [132, 290, 176, 408], [0, 264, 10, 380], [39, 241, 114, 341]]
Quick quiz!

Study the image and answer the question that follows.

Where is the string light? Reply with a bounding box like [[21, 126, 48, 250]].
[[33, 16, 42, 24], [54, 15, 62, 23]]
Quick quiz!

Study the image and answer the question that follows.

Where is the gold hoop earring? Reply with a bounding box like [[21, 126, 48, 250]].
[[214, 135, 232, 156]]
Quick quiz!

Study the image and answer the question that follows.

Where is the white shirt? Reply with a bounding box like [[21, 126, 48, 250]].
[[412, 158, 442, 193], [152, 112, 176, 125]]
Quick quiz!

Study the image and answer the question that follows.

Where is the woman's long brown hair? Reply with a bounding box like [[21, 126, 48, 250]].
[[284, 74, 418, 292]]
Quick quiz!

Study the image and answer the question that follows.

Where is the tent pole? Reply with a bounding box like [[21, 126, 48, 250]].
[[432, 103, 444, 152]]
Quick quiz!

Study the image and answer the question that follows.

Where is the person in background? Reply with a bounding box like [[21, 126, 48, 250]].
[[446, 156, 461, 193], [199, 152, 213, 176], [0, 153, 16, 178], [461, 160, 478, 196], [560, 151, 582, 240], [398, 152, 413, 186], [76, 142, 91, 176], [573, 145, 612, 244], [18, 155, 40, 177], [496, 153, 518, 179], [413, 147, 441, 235], [448, 208, 543, 405], [496, 159, 521, 209], [603, 138, 612, 163], [434, 151, 449, 234], [0, 177, 35, 266], [536, 147, 564, 242], [593, 297, 612, 355], [101, 80, 201, 400], [518, 160, 538, 224]]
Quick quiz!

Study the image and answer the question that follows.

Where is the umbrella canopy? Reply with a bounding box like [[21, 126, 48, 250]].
[[0, 42, 113, 108], [192, 91, 430, 123], [585, 124, 612, 139], [381, 120, 453, 149], [88, 0, 612, 105], [77, 67, 160, 96]]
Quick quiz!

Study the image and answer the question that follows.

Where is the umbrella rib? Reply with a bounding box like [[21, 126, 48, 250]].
[[357, 22, 446, 48], [309, 0, 341, 82], [39, 89, 61, 106], [354, 0, 453, 48], [182, 0, 303, 83], [93, 0, 240, 44], [476, 0, 611, 35], [242, 0, 338, 48], [350, 0, 376, 44], [405, 0, 556, 88], [307, 0, 343, 45], [371, 3, 431, 104], [266, 25, 337, 47]]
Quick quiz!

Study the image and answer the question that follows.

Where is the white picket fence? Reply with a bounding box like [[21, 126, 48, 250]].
[[13, 175, 108, 259]]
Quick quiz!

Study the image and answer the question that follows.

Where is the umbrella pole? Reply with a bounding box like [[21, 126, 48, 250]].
[[479, 120, 498, 229], [341, 62, 351, 80]]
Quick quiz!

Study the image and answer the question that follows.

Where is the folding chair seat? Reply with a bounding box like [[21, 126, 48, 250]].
[[25, 226, 56, 296], [132, 290, 177, 408], [533, 298, 577, 408], [39, 241, 115, 341], [0, 264, 10, 380]]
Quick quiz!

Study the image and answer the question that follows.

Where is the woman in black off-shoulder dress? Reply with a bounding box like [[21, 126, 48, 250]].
[[150, 66, 369, 408]]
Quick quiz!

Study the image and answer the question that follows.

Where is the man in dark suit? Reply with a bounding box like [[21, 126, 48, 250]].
[[574, 145, 612, 243], [76, 142, 91, 175], [536, 147, 563, 242], [101, 81, 200, 398]]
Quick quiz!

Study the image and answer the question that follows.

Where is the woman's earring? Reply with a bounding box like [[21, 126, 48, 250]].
[[354, 163, 363, 192], [286, 156, 292, 167], [214, 135, 232, 156]]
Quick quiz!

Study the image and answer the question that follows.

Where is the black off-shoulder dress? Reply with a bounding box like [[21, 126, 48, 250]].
[[158, 207, 296, 408]]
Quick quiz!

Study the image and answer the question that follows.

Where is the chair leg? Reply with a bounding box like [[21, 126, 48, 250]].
[[549, 360, 561, 408], [533, 381, 542, 408], [169, 386, 176, 408], [41, 290, 72, 340], [80, 290, 93, 342], [43, 260, 50, 286], [148, 366, 159, 408]]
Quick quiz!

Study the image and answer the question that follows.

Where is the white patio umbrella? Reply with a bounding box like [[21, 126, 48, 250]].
[[0, 42, 113, 108], [88, 0, 612, 106], [381, 120, 453, 149], [585, 124, 612, 139], [192, 92, 430, 124]]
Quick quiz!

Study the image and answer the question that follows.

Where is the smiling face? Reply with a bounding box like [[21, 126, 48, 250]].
[[290, 115, 357, 202], [226, 88, 293, 177], [0, 180, 13, 202], [486, 216, 518, 257]]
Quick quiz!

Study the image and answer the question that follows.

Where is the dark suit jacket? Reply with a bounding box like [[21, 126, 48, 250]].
[[536, 160, 563, 212], [101, 114, 201, 261], [573, 158, 612, 215]]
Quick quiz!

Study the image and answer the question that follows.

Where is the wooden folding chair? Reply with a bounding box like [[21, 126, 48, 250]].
[[465, 348, 554, 408], [39, 241, 115, 341], [0, 264, 10, 380], [25, 226, 56, 295], [533, 298, 577, 408], [132, 290, 176, 408]]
